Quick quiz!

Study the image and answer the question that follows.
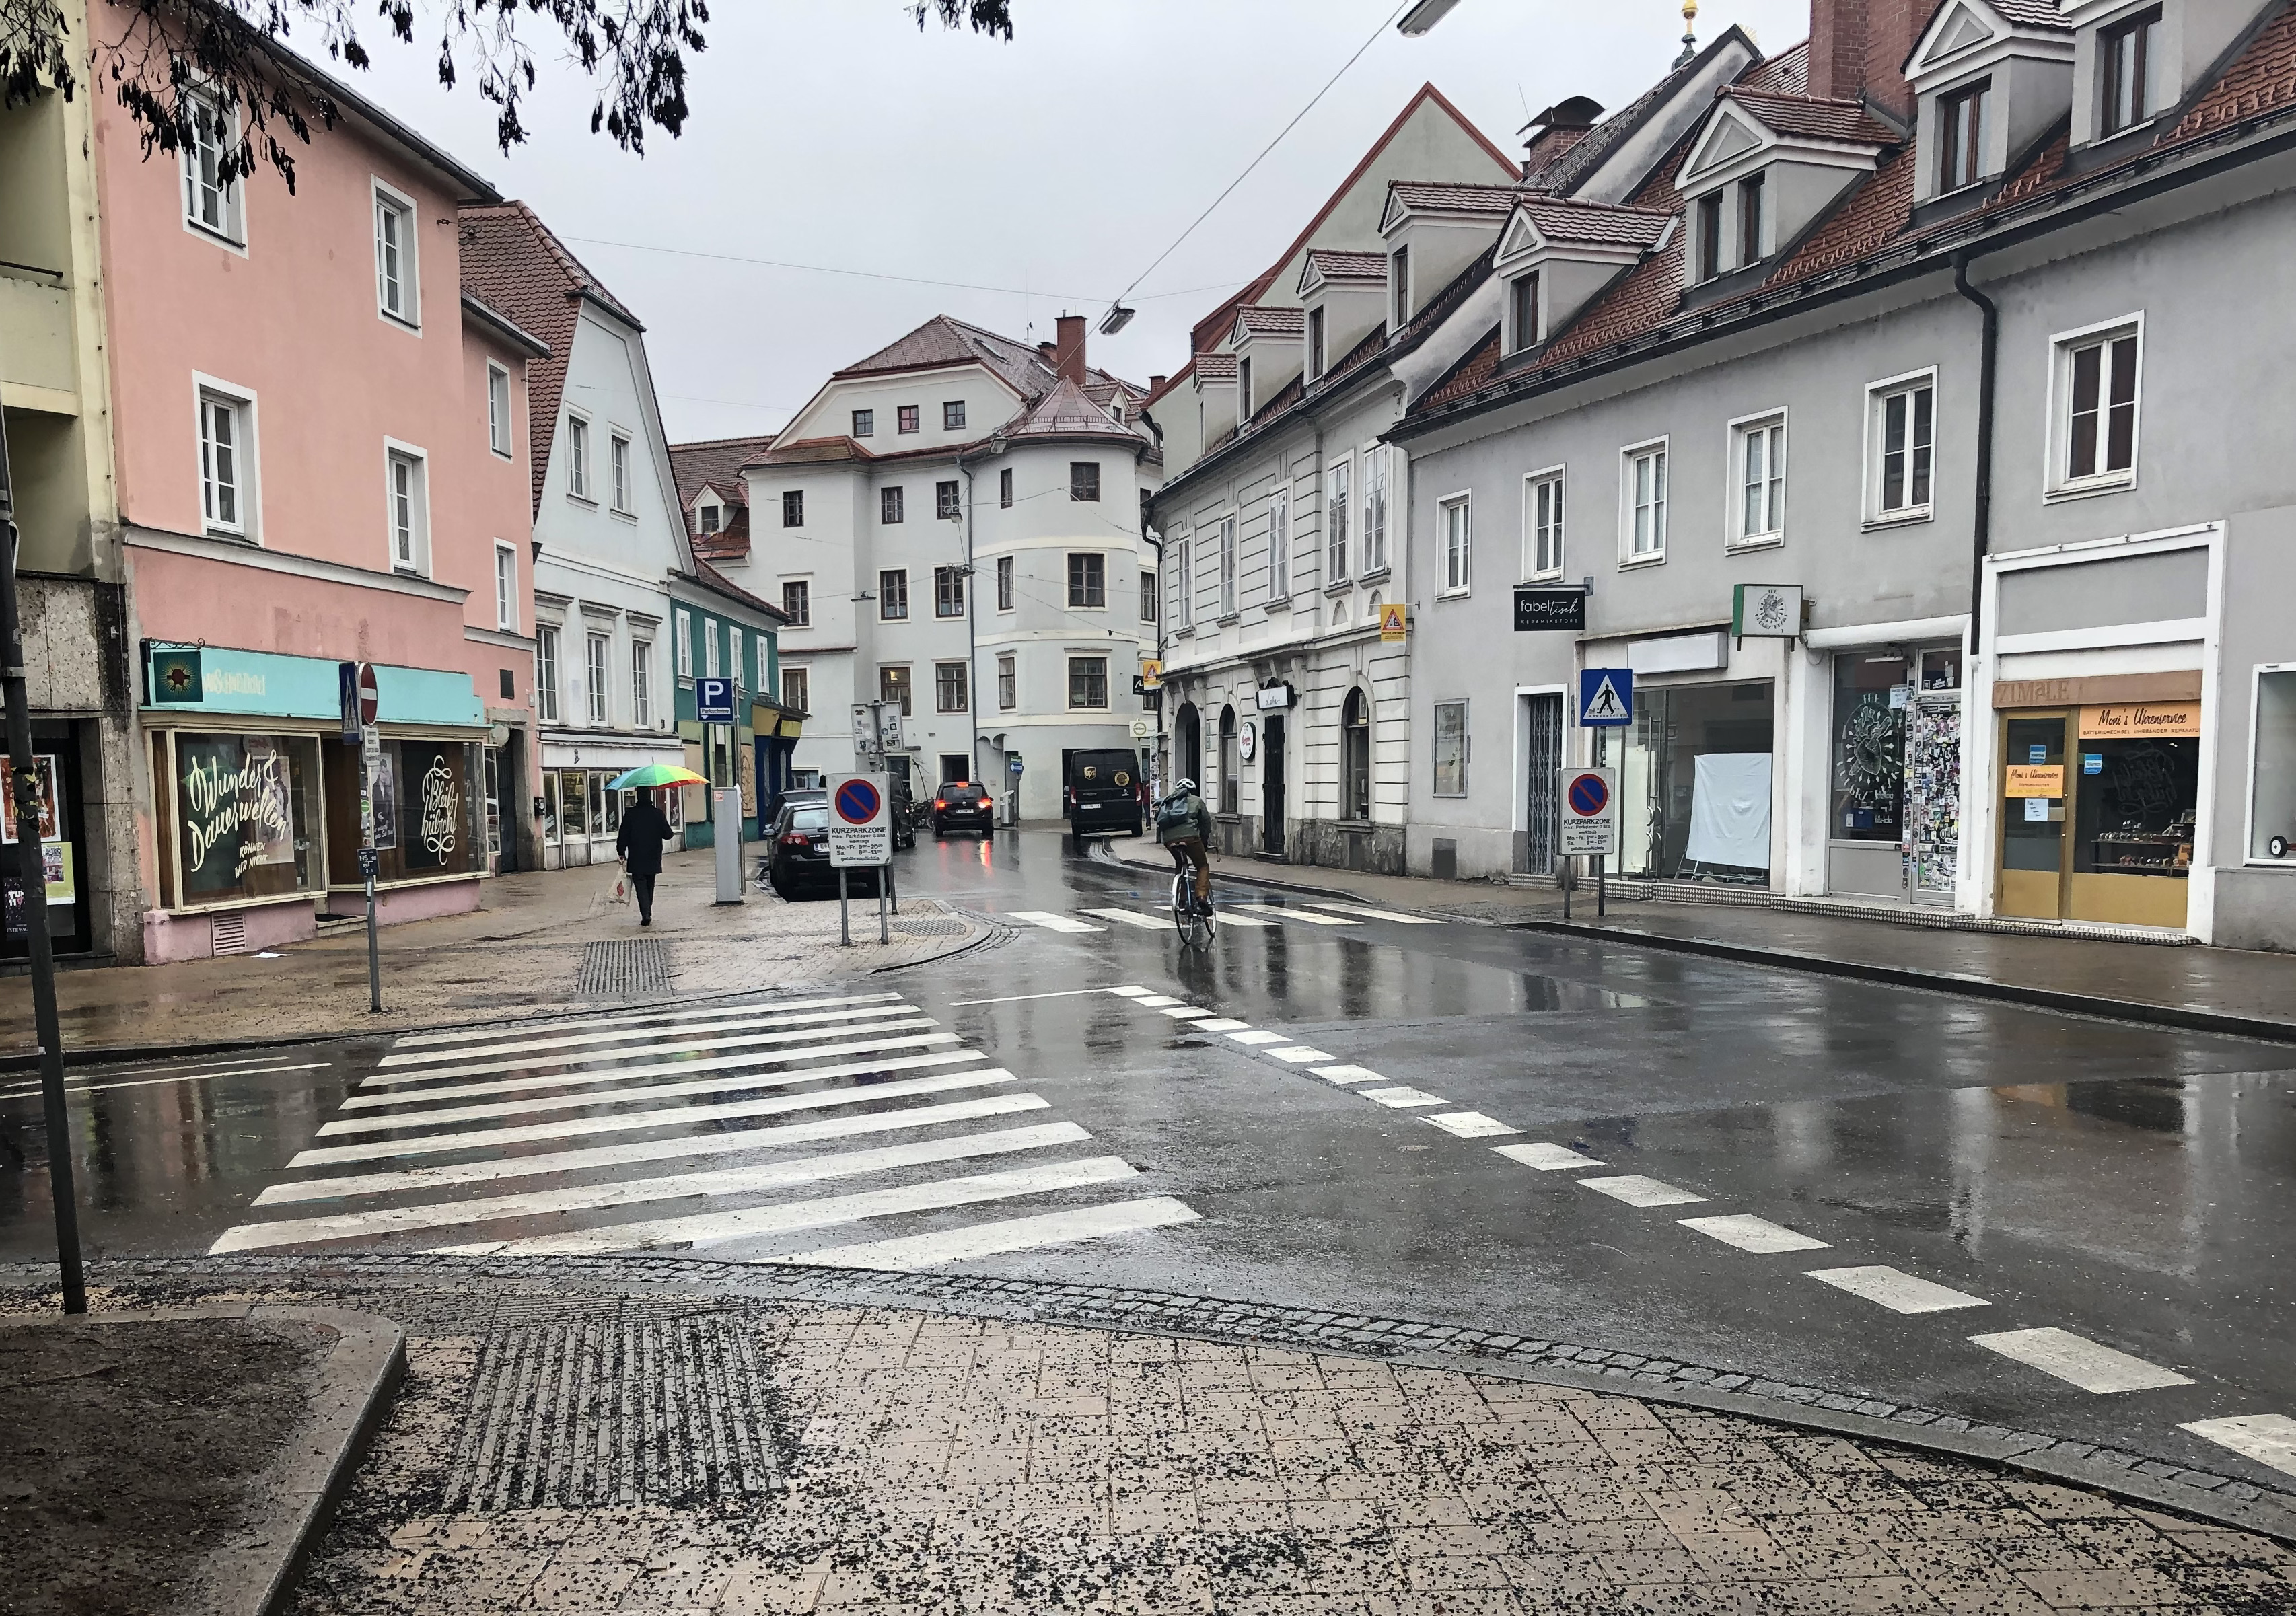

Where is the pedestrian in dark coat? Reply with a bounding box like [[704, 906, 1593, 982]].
[[616, 786, 676, 925]]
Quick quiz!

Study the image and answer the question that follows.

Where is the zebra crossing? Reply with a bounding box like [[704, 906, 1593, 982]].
[[1001, 894, 1449, 935], [209, 991, 1198, 1269]]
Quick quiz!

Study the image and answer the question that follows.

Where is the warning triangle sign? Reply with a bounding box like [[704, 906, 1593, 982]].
[[1583, 676, 1626, 721]]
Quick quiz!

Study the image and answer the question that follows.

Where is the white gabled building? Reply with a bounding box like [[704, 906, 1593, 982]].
[[686, 314, 1159, 819]]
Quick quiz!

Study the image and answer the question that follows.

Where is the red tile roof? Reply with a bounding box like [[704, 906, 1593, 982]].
[[758, 436, 874, 466], [1193, 353, 1238, 381], [1303, 249, 1389, 285], [1002, 376, 1152, 446], [1723, 89, 1902, 146], [1515, 197, 1676, 248], [692, 507, 750, 562], [1739, 39, 1810, 96], [1231, 305, 1307, 340], [1989, 0, 2073, 30], [669, 435, 775, 511], [458, 200, 643, 514], [833, 314, 1052, 398], [1388, 180, 1523, 217], [692, 558, 787, 621], [2156, 0, 2296, 145], [1419, 328, 1503, 410]]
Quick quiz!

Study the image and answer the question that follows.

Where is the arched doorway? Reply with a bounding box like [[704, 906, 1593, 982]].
[[1217, 706, 1239, 816], [1342, 688, 1371, 820], [1174, 702, 1202, 793]]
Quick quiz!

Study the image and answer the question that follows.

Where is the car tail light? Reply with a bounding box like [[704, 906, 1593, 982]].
[[780, 832, 808, 846], [934, 798, 946, 809]]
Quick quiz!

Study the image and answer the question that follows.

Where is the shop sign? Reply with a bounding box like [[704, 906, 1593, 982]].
[[2080, 702, 2201, 739], [2005, 764, 2065, 798], [150, 646, 204, 704], [419, 758, 460, 856], [145, 644, 484, 727], [1513, 588, 1585, 632], [180, 740, 295, 889], [1255, 683, 1294, 712], [1731, 583, 1804, 640]]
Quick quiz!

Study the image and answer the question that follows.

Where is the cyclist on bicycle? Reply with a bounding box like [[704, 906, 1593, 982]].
[[1156, 779, 1216, 914]]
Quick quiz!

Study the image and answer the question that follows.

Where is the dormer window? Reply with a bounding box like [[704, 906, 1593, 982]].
[[698, 503, 721, 534], [1509, 271, 1540, 353], [1238, 356, 1254, 419], [1307, 307, 1326, 379], [1939, 80, 1990, 191], [1390, 246, 1410, 327], [1737, 172, 1765, 264], [2100, 7, 2161, 135], [1696, 192, 1723, 281]]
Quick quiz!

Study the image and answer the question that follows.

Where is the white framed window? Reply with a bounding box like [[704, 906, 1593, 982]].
[[1622, 439, 1668, 564], [756, 634, 771, 696], [1433, 700, 1468, 797], [703, 617, 721, 679], [1067, 552, 1106, 610], [487, 363, 514, 458], [182, 90, 244, 246], [1730, 412, 1787, 547], [781, 665, 810, 713], [610, 433, 633, 513], [2099, 6, 2163, 138], [673, 607, 693, 680], [1363, 445, 1390, 573], [632, 642, 653, 727], [1390, 244, 1410, 330], [1522, 468, 1565, 580], [372, 180, 419, 328], [1141, 569, 1157, 622], [995, 555, 1014, 613], [534, 625, 561, 723], [781, 580, 810, 625], [384, 441, 429, 573], [729, 625, 746, 693], [1175, 533, 1193, 629], [1217, 518, 1237, 616], [2050, 315, 2142, 495], [1268, 484, 1290, 599], [1440, 494, 1471, 595], [997, 655, 1016, 710], [566, 413, 591, 501], [1326, 457, 1351, 582], [194, 378, 255, 538], [493, 542, 517, 630], [585, 632, 611, 724], [1865, 369, 1937, 524]]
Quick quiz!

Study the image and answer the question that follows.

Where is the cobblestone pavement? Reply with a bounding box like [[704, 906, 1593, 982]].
[[18, 1262, 2293, 1615], [0, 852, 992, 1056]]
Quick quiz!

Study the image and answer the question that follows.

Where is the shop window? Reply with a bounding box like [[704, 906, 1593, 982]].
[[1342, 689, 1371, 820], [157, 733, 322, 907], [1619, 682, 1774, 881], [2252, 670, 2296, 860], [1831, 656, 1909, 842], [1433, 701, 1468, 797], [2073, 731, 2198, 880]]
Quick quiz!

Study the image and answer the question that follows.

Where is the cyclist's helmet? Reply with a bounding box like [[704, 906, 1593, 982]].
[[1174, 779, 1196, 794]]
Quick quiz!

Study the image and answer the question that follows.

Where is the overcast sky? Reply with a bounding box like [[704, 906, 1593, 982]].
[[347, 0, 1809, 445]]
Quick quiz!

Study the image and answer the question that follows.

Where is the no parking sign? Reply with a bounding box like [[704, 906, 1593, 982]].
[[827, 772, 891, 867], [1558, 767, 1618, 856]]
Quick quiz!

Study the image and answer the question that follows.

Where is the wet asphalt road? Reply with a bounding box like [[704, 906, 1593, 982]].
[[3, 825, 2293, 1488]]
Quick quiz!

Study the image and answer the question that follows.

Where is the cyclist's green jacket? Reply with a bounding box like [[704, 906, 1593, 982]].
[[1157, 793, 1214, 846]]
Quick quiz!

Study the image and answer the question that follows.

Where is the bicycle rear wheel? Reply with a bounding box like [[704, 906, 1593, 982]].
[[1172, 869, 1209, 949]]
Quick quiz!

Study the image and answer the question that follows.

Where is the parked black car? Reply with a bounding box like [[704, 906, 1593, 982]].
[[932, 780, 995, 838], [764, 803, 882, 900], [1065, 748, 1145, 836]]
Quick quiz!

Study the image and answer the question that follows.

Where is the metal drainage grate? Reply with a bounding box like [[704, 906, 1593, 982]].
[[441, 1305, 783, 1512], [576, 937, 670, 998], [211, 913, 248, 955]]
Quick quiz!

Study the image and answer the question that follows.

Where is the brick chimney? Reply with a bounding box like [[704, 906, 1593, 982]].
[[1149, 374, 1168, 393], [1054, 314, 1088, 387], [1807, 0, 1937, 122]]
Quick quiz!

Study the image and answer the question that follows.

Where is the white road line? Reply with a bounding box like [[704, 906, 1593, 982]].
[[1266, 1047, 1337, 1064], [214, 1122, 1093, 1253], [350, 1038, 969, 1110], [1224, 1030, 1287, 1046], [1005, 911, 1107, 933], [1806, 1266, 1988, 1314], [1207, 908, 1277, 927], [2181, 1415, 2296, 1479], [1226, 904, 1359, 926], [430, 1156, 1144, 1257], [1968, 1328, 2194, 1394], [392, 992, 902, 1048], [289, 1070, 1021, 1167], [1577, 1175, 1708, 1208], [0, 1062, 332, 1103], [379, 1004, 921, 1069], [323, 1059, 1007, 1139], [947, 988, 1131, 1006], [1161, 1007, 1214, 1019], [257, 1094, 1056, 1204], [1493, 1142, 1604, 1171], [781, 1196, 1201, 1272], [1079, 908, 1172, 931], [1133, 995, 1183, 1007], [1359, 1086, 1446, 1109], [359, 1025, 947, 1090], [1299, 900, 1446, 925], [1678, 1214, 1830, 1253], [1311, 1065, 1386, 1085], [1190, 1019, 1250, 1033], [1423, 1112, 1519, 1139], [32, 1051, 318, 1080]]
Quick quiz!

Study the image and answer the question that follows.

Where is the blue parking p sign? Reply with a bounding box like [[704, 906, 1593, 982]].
[[696, 677, 736, 722], [1578, 667, 1633, 727]]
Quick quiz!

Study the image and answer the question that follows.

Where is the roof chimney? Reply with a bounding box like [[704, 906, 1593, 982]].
[[1149, 374, 1168, 394], [1054, 314, 1088, 388], [1807, 0, 1935, 120]]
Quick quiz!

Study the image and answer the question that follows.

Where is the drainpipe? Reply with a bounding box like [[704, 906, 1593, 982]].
[[958, 455, 983, 792], [1142, 522, 1164, 793], [1953, 252, 1997, 643]]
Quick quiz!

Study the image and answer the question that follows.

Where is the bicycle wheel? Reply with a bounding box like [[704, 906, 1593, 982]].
[[1172, 869, 1209, 949]]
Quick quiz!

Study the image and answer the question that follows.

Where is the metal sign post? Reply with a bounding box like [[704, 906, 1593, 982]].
[[355, 662, 382, 1012], [828, 772, 892, 946], [1558, 764, 1620, 922]]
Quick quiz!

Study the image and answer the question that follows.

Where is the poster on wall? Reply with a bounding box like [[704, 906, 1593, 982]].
[[371, 749, 400, 851], [1904, 696, 1962, 894], [3, 842, 76, 934], [246, 741, 296, 867], [0, 755, 59, 844]]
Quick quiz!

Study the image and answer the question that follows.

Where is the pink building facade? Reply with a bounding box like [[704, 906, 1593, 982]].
[[94, 24, 544, 961]]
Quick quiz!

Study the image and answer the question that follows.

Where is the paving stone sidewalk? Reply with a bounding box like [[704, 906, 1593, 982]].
[[0, 851, 990, 1058], [31, 1265, 2289, 1615]]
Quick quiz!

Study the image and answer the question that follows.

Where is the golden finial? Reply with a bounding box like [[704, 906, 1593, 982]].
[[1676, 0, 1700, 67]]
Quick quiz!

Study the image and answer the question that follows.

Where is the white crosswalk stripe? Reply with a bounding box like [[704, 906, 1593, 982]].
[[1299, 900, 1447, 924], [1806, 1265, 1988, 1314], [1005, 911, 1106, 932], [1967, 1328, 2194, 1393], [1205, 908, 1277, 926], [2182, 1415, 2296, 1479], [1077, 908, 1174, 930], [1226, 904, 1359, 926], [213, 994, 1202, 1272]]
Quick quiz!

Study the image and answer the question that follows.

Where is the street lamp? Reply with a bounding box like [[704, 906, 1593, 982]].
[[1397, 0, 1464, 34]]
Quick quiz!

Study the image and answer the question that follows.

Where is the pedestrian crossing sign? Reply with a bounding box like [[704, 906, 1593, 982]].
[[1379, 603, 1407, 642], [1578, 667, 1633, 727]]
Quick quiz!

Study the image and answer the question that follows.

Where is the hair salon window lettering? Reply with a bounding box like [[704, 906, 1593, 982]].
[[421, 758, 458, 856], [180, 739, 296, 893], [399, 744, 465, 872]]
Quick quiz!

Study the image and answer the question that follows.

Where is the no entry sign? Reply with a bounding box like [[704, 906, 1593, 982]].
[[1558, 766, 1618, 857], [828, 772, 891, 867]]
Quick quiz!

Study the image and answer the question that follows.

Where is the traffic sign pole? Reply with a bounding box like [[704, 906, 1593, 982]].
[[1596, 731, 1607, 918], [838, 867, 850, 947]]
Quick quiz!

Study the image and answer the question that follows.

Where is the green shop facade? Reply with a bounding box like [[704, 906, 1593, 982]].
[[668, 566, 799, 846], [139, 642, 497, 962]]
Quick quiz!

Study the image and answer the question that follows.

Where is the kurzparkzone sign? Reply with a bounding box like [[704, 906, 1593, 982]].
[[827, 772, 890, 867], [1558, 767, 1619, 857]]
